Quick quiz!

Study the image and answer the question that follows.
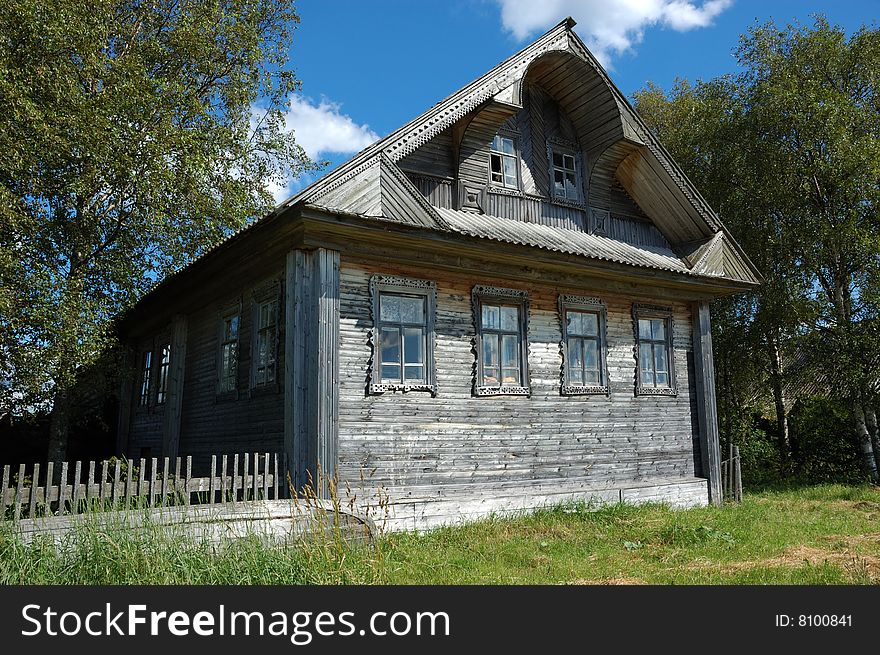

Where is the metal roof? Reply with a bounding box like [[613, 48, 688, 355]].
[[436, 207, 691, 275]]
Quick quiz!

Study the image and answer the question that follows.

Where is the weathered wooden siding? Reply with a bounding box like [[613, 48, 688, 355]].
[[337, 258, 702, 521], [176, 281, 285, 473], [398, 81, 670, 252]]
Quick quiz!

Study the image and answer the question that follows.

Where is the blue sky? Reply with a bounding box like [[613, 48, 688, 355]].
[[273, 0, 877, 198]]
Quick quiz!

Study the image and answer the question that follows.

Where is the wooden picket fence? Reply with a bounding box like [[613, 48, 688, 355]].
[[1, 452, 287, 521], [721, 443, 743, 503]]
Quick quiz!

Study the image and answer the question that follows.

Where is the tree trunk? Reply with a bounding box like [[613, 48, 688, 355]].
[[767, 333, 789, 472], [866, 408, 880, 476], [853, 403, 879, 483], [47, 388, 70, 471]]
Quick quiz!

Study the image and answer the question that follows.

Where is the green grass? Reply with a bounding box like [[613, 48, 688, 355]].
[[3, 484, 879, 585]]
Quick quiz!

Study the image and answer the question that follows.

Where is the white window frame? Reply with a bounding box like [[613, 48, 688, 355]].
[[633, 303, 677, 397], [369, 275, 437, 395], [217, 309, 241, 395], [559, 295, 610, 395], [488, 132, 520, 191], [472, 285, 530, 397]]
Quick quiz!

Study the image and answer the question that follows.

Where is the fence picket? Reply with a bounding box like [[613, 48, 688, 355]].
[[86, 461, 96, 503], [185, 456, 192, 505], [58, 461, 69, 513], [161, 457, 170, 507], [125, 459, 134, 506], [13, 463, 25, 521], [272, 453, 279, 500], [29, 463, 40, 518], [99, 461, 108, 503], [221, 455, 228, 503], [242, 452, 250, 502], [2, 465, 10, 515], [252, 452, 259, 500], [72, 461, 82, 513], [112, 460, 121, 507], [45, 461, 54, 510], [208, 455, 217, 505], [232, 454, 239, 503]]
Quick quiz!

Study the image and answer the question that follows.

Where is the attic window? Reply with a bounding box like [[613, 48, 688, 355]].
[[550, 147, 581, 202], [489, 134, 519, 190]]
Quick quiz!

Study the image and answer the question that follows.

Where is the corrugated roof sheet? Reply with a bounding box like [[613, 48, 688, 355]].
[[436, 207, 691, 274]]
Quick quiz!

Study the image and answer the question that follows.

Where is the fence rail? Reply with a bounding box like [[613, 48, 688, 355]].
[[721, 443, 743, 503], [2, 452, 287, 521]]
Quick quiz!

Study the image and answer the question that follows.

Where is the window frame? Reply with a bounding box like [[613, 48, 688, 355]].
[[155, 342, 171, 404], [138, 349, 153, 407], [558, 295, 610, 396], [488, 131, 521, 192], [472, 285, 530, 397], [368, 275, 437, 395], [632, 303, 677, 397], [251, 297, 278, 389], [547, 139, 585, 206], [217, 307, 241, 397]]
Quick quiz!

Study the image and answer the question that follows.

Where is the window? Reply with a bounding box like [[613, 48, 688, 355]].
[[156, 343, 171, 404], [489, 134, 519, 190], [139, 351, 152, 406], [218, 313, 240, 394], [548, 143, 582, 203], [369, 275, 436, 394], [559, 295, 609, 395], [254, 300, 277, 387], [473, 286, 529, 396], [633, 304, 677, 396]]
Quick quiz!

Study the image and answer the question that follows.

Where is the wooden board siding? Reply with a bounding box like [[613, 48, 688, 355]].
[[174, 283, 286, 475], [336, 258, 703, 519]]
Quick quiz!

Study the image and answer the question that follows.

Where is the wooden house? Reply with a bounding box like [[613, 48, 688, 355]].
[[117, 18, 760, 529]]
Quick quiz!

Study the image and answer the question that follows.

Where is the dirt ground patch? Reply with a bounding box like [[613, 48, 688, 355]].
[[690, 544, 880, 582]]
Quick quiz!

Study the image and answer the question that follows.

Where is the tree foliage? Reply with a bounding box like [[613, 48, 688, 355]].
[[634, 16, 880, 481], [0, 1, 315, 447]]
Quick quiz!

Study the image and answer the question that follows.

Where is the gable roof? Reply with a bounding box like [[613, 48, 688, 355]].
[[135, 18, 760, 312], [282, 17, 759, 287]]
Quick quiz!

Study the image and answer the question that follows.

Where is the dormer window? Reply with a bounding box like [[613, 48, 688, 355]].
[[549, 143, 582, 203], [489, 134, 519, 190]]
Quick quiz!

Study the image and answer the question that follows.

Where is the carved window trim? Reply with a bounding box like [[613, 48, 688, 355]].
[[632, 303, 678, 397], [558, 295, 610, 396], [472, 285, 530, 397], [590, 207, 610, 236], [369, 275, 437, 395]]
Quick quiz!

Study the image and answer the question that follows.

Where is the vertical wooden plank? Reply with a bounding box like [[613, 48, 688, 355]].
[[161, 457, 170, 506], [263, 452, 270, 500], [161, 315, 188, 463], [86, 460, 96, 504], [111, 460, 120, 506], [272, 453, 279, 500], [232, 453, 239, 503], [1, 465, 9, 516], [58, 461, 69, 514], [13, 463, 25, 521], [99, 460, 108, 503], [209, 455, 217, 505], [150, 457, 158, 507], [252, 452, 259, 500], [116, 350, 135, 457], [29, 463, 40, 518], [185, 456, 192, 505], [44, 461, 54, 511], [691, 300, 723, 506], [71, 461, 82, 514], [174, 457, 182, 504], [242, 452, 249, 502], [138, 458, 146, 505], [124, 459, 134, 506], [221, 455, 228, 503]]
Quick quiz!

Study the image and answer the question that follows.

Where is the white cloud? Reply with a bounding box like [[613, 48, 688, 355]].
[[259, 95, 380, 202], [283, 95, 380, 160], [495, 0, 733, 66]]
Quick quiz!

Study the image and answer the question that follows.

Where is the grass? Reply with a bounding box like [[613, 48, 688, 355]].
[[2, 484, 879, 585]]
